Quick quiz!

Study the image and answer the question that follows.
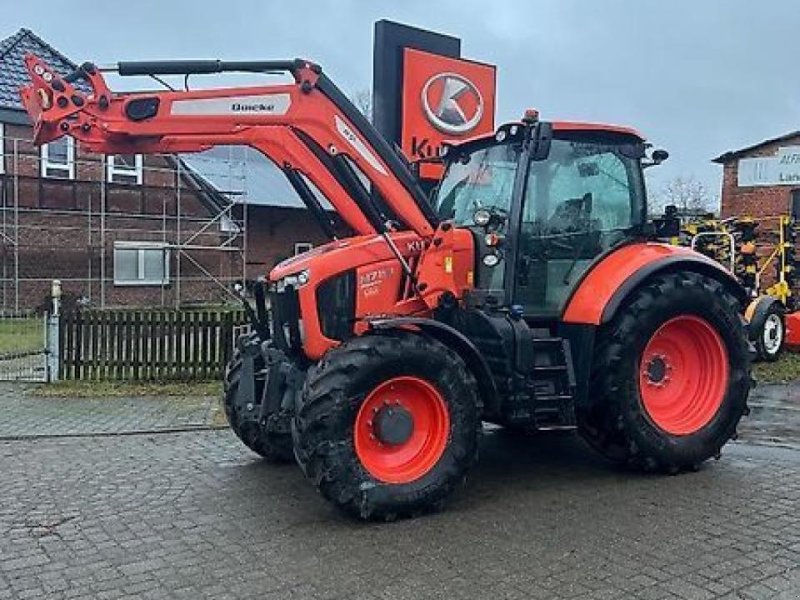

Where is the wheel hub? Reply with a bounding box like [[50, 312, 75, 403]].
[[645, 355, 670, 386], [373, 404, 414, 445], [763, 314, 783, 354]]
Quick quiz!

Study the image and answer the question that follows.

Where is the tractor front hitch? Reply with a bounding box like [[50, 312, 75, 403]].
[[259, 343, 304, 431], [233, 280, 271, 342], [231, 332, 304, 437]]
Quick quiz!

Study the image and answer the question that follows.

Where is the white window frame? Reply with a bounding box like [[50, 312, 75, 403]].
[[113, 241, 170, 286], [41, 137, 75, 179], [0, 123, 4, 175], [107, 154, 143, 184], [294, 242, 313, 255]]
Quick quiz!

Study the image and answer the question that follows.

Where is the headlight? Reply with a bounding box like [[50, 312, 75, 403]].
[[473, 208, 492, 227], [482, 252, 501, 267], [275, 269, 310, 292]]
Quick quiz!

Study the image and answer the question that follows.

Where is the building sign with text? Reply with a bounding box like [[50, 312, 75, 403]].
[[738, 146, 800, 187], [400, 48, 496, 180]]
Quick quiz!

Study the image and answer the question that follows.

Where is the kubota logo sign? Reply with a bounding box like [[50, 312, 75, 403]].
[[401, 48, 495, 180], [421, 72, 484, 135]]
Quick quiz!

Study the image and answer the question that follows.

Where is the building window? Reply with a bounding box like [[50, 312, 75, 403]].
[[113, 242, 170, 286], [0, 123, 4, 175], [41, 137, 75, 179], [107, 154, 143, 185], [294, 242, 313, 255]]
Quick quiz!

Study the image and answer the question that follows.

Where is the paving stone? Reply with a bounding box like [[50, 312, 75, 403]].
[[0, 381, 798, 598], [0, 382, 220, 438], [0, 427, 797, 599]]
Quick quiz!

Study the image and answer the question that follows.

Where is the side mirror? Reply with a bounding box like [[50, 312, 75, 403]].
[[643, 148, 669, 169], [652, 149, 669, 164]]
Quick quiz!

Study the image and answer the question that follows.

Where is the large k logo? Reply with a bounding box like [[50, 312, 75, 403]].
[[421, 72, 484, 135]]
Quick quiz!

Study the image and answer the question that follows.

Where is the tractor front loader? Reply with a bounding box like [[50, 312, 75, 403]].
[[21, 55, 753, 520]]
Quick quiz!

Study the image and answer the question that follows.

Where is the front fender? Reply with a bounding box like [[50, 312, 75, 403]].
[[368, 317, 499, 415], [562, 242, 747, 325]]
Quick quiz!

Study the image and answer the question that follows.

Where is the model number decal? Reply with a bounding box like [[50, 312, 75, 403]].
[[359, 267, 395, 290]]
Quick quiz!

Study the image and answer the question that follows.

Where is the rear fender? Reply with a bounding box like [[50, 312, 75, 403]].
[[368, 317, 499, 414], [562, 242, 747, 325]]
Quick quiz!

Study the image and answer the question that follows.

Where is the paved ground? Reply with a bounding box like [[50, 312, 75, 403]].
[[0, 384, 221, 439], [0, 383, 798, 599], [740, 382, 800, 450]]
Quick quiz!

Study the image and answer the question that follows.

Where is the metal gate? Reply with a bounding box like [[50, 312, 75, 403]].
[[0, 311, 50, 382]]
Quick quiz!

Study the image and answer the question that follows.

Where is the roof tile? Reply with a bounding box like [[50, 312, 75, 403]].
[[0, 28, 80, 112]]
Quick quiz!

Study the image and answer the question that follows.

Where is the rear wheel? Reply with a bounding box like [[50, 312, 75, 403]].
[[293, 331, 482, 521], [578, 271, 752, 471]]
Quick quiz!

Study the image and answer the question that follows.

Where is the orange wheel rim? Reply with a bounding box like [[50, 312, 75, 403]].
[[639, 315, 729, 435], [354, 376, 450, 484]]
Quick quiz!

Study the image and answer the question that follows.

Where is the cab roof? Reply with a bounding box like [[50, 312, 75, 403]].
[[552, 120, 644, 139], [448, 120, 646, 149]]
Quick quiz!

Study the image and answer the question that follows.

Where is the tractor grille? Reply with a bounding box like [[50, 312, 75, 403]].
[[268, 286, 302, 353], [316, 271, 355, 341]]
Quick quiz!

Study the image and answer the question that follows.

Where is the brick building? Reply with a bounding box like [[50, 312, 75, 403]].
[[181, 146, 339, 279], [713, 131, 800, 220], [713, 132, 800, 297], [0, 28, 331, 310]]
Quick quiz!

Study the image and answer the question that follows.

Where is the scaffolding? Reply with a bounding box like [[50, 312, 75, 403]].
[[0, 135, 251, 311]]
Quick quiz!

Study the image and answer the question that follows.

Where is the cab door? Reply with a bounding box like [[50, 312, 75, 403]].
[[512, 133, 645, 316]]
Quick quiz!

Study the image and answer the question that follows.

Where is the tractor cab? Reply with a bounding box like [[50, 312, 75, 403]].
[[435, 115, 651, 317]]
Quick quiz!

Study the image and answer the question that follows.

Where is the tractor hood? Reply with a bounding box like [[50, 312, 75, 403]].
[[269, 231, 424, 285]]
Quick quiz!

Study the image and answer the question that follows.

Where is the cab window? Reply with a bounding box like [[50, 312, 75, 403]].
[[435, 143, 520, 225]]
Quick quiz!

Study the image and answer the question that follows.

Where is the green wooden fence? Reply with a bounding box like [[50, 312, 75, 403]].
[[59, 308, 249, 381]]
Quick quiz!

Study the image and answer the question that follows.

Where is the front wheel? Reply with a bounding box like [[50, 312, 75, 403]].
[[293, 331, 482, 521], [578, 271, 752, 471]]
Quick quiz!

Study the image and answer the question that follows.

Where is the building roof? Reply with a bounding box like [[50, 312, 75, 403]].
[[712, 130, 800, 164], [181, 146, 331, 210], [0, 28, 85, 113]]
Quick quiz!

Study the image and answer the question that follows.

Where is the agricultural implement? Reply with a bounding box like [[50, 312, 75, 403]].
[[21, 55, 753, 520], [671, 213, 800, 360]]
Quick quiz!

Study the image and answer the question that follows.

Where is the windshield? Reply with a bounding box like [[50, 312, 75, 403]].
[[434, 134, 644, 231], [434, 143, 520, 225]]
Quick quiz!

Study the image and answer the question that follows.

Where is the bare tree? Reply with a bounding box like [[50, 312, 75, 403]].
[[650, 176, 715, 217], [350, 88, 372, 123]]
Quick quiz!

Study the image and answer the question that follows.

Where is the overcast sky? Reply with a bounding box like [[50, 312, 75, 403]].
[[6, 1, 800, 207]]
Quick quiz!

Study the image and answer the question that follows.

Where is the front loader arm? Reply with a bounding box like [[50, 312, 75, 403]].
[[20, 54, 434, 237]]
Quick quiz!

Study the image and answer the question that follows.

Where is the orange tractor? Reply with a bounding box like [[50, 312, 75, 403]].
[[21, 55, 753, 520]]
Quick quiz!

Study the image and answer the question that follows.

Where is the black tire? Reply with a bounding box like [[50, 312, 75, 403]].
[[223, 343, 294, 463], [577, 271, 752, 472], [754, 302, 785, 362], [293, 331, 482, 521]]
